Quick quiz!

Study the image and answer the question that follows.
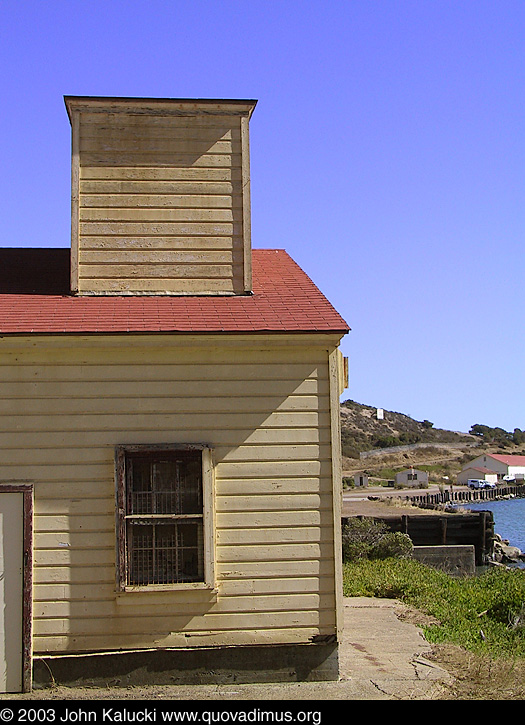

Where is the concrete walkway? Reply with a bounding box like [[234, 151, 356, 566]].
[[9, 598, 452, 701], [335, 597, 451, 699]]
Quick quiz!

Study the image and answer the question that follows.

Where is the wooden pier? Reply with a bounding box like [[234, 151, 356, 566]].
[[343, 510, 494, 565], [342, 485, 524, 566], [404, 484, 524, 507]]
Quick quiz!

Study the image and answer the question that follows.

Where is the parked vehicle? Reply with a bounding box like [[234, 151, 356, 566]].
[[467, 479, 496, 490], [467, 479, 484, 489]]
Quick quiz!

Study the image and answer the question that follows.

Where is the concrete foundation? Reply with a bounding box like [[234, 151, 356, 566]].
[[412, 544, 476, 576], [32, 643, 339, 689]]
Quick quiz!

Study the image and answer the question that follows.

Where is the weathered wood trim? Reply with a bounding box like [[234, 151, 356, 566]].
[[202, 447, 216, 588], [22, 486, 33, 693], [0, 483, 33, 692], [0, 332, 345, 352], [115, 446, 126, 592], [328, 349, 344, 642], [70, 110, 80, 294], [240, 115, 252, 293], [65, 97, 257, 119]]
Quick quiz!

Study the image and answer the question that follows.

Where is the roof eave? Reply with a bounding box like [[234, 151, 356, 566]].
[[64, 95, 258, 122]]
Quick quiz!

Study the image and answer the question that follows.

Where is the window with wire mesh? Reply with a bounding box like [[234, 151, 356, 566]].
[[121, 449, 204, 586]]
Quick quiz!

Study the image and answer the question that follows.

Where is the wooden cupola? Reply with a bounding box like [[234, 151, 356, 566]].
[[65, 96, 257, 296]]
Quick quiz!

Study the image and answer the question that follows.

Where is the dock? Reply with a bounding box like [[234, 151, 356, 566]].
[[342, 485, 524, 567]]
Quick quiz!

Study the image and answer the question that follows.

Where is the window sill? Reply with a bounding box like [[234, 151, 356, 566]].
[[118, 581, 216, 594]]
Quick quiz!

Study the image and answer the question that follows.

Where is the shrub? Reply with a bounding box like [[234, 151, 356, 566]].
[[342, 518, 386, 561], [342, 518, 413, 562], [371, 531, 413, 560]]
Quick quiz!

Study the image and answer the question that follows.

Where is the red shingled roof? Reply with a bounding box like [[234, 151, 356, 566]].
[[487, 454, 525, 466], [465, 467, 497, 475], [0, 248, 349, 335]]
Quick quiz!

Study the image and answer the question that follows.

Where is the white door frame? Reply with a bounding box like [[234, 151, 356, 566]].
[[0, 484, 33, 693]]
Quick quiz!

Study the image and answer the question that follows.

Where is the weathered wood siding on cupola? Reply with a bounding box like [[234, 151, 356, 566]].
[[65, 97, 256, 297]]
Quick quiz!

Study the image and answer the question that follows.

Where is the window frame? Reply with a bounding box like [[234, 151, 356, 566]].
[[115, 444, 215, 592]]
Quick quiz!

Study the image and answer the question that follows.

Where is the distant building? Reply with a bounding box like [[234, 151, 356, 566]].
[[456, 467, 498, 486], [462, 454, 525, 481], [354, 474, 369, 488], [395, 469, 429, 488]]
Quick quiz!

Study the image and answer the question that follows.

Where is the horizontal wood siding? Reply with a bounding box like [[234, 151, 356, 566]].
[[0, 335, 339, 653], [74, 112, 249, 295]]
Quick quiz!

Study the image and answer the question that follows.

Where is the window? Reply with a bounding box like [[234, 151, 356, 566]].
[[116, 445, 214, 590], [407, 473, 418, 481]]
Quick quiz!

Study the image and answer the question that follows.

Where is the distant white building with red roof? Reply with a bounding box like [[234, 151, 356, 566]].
[[462, 453, 525, 481]]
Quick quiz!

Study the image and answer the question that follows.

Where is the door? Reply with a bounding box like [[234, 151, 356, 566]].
[[0, 486, 32, 693]]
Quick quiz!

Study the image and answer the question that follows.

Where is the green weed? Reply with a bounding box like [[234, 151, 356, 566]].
[[343, 559, 525, 659]]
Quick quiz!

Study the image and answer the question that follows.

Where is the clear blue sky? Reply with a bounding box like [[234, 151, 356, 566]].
[[0, 1, 523, 434]]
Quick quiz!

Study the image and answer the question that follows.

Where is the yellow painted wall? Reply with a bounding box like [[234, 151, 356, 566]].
[[0, 334, 344, 654]]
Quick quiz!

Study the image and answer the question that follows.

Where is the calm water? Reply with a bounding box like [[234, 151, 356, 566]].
[[462, 497, 525, 567]]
